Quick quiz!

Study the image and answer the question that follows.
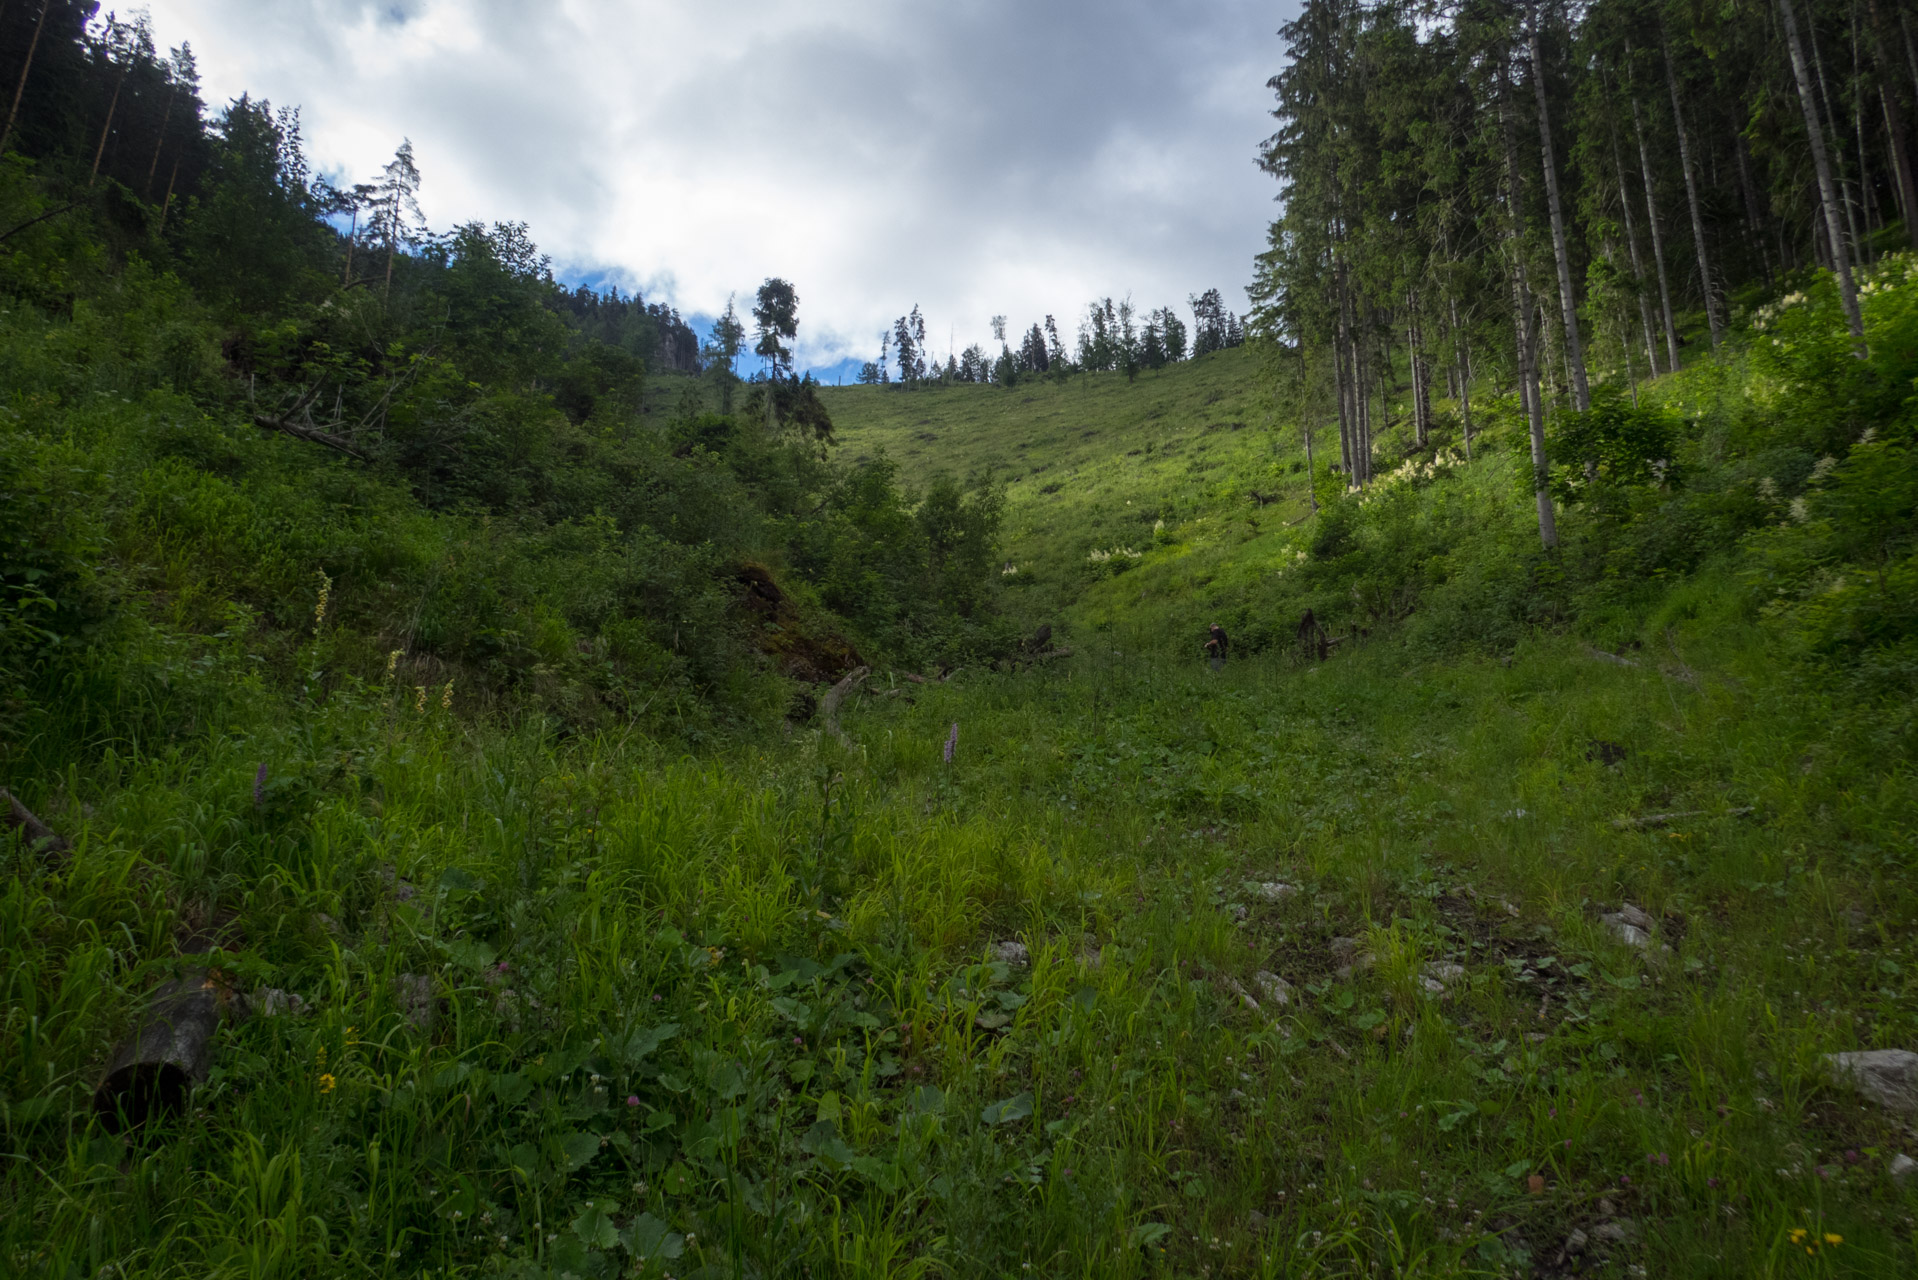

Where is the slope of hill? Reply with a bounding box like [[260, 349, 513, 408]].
[[820, 348, 1307, 634], [5, 10, 1918, 1268]]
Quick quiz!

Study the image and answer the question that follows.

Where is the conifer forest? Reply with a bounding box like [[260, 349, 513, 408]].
[[2, 1, 1918, 1277]]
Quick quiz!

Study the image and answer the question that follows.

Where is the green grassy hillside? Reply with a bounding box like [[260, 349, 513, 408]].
[[820, 349, 1305, 632], [6, 140, 1918, 1277]]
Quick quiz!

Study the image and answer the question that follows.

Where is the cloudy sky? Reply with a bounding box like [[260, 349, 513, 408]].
[[143, 0, 1291, 378]]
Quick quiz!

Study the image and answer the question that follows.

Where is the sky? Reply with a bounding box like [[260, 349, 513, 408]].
[[142, 0, 1292, 381]]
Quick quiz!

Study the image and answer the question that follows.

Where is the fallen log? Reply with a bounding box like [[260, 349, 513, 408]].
[[1613, 807, 1755, 830], [95, 968, 246, 1131], [2, 788, 71, 858], [818, 665, 870, 741]]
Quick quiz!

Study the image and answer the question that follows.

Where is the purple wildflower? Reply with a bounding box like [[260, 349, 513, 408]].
[[626, 1095, 641, 1108], [253, 763, 268, 808], [944, 721, 958, 764]]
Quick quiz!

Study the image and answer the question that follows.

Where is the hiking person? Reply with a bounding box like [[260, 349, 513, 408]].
[[1204, 623, 1229, 669]]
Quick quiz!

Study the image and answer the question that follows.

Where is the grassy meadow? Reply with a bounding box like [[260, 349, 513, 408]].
[[819, 349, 1302, 631], [8, 250, 1918, 1279]]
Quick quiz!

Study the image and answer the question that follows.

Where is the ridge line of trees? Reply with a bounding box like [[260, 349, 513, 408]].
[[856, 288, 1246, 388]]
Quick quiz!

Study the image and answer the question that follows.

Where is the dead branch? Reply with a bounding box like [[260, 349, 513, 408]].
[[2, 787, 71, 857], [1582, 645, 1639, 668], [252, 410, 369, 460], [819, 665, 870, 741], [0, 200, 81, 245]]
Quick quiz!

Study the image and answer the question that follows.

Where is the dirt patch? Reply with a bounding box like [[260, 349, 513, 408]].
[[735, 564, 864, 684]]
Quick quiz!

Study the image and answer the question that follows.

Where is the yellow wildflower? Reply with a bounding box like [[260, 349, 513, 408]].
[[318, 1073, 336, 1094], [1824, 1234, 1842, 1246], [313, 571, 333, 633]]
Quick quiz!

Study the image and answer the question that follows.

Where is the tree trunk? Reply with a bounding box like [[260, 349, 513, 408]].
[[1661, 20, 1723, 350], [1449, 294, 1474, 461], [1299, 342, 1318, 512], [1501, 65, 1557, 550], [1866, 0, 1918, 249], [1530, 7, 1590, 410], [91, 68, 128, 186], [1808, 6, 1866, 259], [145, 85, 175, 197], [1607, 110, 1662, 375], [158, 157, 178, 232], [1852, 9, 1881, 239], [1903, 9, 1918, 108], [1, 1, 52, 155], [1628, 79, 1683, 371], [1778, 0, 1865, 339], [1731, 130, 1773, 285]]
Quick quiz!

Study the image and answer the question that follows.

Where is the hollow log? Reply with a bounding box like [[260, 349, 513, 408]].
[[95, 968, 245, 1130]]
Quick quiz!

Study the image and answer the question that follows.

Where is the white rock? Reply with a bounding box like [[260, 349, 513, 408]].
[[253, 988, 306, 1018], [991, 940, 1030, 967], [1613, 903, 1657, 931], [1330, 937, 1376, 980], [1825, 1049, 1918, 1113], [1252, 971, 1292, 1008], [1564, 1228, 1588, 1253], [1222, 975, 1261, 1013], [1601, 906, 1669, 951], [1604, 916, 1652, 948], [1249, 881, 1298, 902], [1423, 962, 1465, 986], [1418, 976, 1445, 995], [393, 973, 435, 1030], [1890, 1153, 1917, 1183], [1591, 1220, 1636, 1245]]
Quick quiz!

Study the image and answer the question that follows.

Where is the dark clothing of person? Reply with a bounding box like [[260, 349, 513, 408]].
[[1204, 625, 1229, 662]]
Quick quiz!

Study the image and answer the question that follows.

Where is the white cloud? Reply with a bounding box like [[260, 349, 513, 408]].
[[146, 0, 1288, 371]]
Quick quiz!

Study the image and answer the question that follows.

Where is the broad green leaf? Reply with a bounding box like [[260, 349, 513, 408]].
[[1129, 1222, 1171, 1249], [571, 1200, 618, 1249], [555, 1130, 600, 1172], [621, 1022, 680, 1064], [980, 1092, 1033, 1126], [437, 867, 482, 893], [620, 1212, 685, 1260]]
